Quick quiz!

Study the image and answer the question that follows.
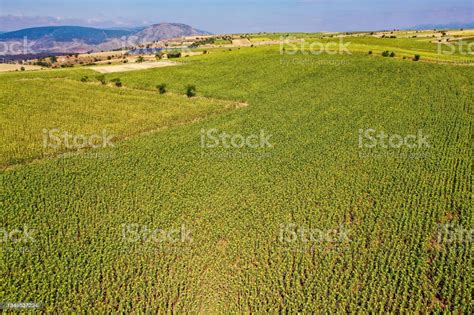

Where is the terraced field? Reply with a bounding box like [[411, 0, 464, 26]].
[[1, 39, 472, 312]]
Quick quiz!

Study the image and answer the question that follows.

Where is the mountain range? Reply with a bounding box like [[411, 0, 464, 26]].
[[0, 23, 211, 55], [408, 22, 474, 30]]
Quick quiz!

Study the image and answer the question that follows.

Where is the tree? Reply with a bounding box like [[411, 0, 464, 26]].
[[50, 56, 58, 63], [136, 56, 145, 63], [414, 54, 421, 61]]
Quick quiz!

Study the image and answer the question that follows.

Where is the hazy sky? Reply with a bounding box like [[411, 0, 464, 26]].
[[0, 0, 473, 32]]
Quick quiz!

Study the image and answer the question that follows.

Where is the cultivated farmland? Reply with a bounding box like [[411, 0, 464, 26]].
[[0, 35, 473, 313]]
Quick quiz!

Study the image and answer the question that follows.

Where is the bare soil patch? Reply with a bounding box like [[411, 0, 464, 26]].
[[0, 64, 43, 72], [90, 61, 182, 73]]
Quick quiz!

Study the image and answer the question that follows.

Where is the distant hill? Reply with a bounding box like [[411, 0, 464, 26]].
[[130, 23, 211, 44], [0, 24, 211, 55], [409, 22, 474, 30], [0, 26, 133, 44]]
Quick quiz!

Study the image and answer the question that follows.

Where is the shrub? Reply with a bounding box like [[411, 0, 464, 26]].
[[368, 51, 373, 55], [136, 56, 145, 63], [157, 83, 167, 94], [111, 78, 122, 87], [123, 59, 128, 63], [186, 85, 196, 98], [414, 54, 421, 61], [167, 51, 181, 59], [155, 52, 164, 60], [382, 50, 390, 57], [80, 76, 89, 82], [20, 66, 25, 71], [34, 61, 51, 67], [96, 75, 106, 85], [49, 56, 58, 63], [389, 52, 396, 57]]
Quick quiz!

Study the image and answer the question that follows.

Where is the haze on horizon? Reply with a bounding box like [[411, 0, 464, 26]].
[[0, 0, 473, 33]]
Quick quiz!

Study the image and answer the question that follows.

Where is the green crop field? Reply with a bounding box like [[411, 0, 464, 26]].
[[1, 35, 472, 313]]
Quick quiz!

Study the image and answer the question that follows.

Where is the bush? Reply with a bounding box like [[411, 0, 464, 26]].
[[368, 51, 373, 55], [186, 85, 196, 98], [167, 51, 181, 59], [157, 83, 167, 94], [123, 59, 128, 63], [34, 61, 51, 67], [155, 52, 164, 60], [382, 50, 390, 57], [414, 54, 421, 61], [80, 76, 89, 82], [96, 75, 106, 85], [20, 66, 25, 71], [389, 52, 396, 57], [136, 56, 145, 63], [111, 78, 122, 87]]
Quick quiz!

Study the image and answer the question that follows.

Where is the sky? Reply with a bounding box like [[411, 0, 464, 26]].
[[0, 0, 473, 33]]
